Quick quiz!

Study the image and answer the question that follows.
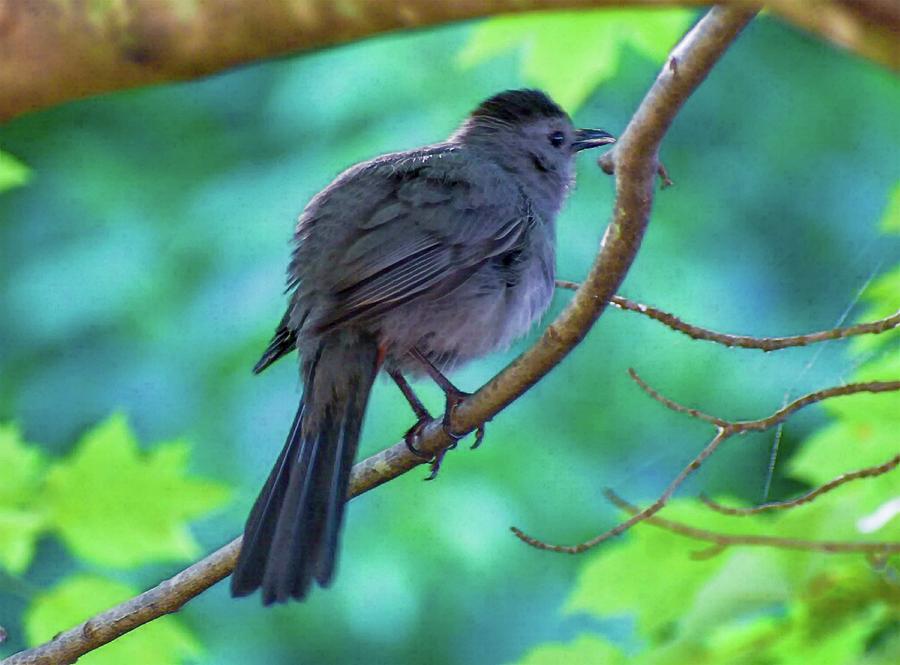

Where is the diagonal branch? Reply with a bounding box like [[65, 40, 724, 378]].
[[1, 6, 758, 664], [512, 375, 900, 553], [555, 281, 900, 351]]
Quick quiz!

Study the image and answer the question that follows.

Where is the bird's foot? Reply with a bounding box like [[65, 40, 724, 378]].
[[424, 439, 459, 481], [403, 416, 459, 481], [404, 417, 433, 460], [441, 389, 487, 450]]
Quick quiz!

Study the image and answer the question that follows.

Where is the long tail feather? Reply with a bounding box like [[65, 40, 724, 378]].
[[231, 333, 378, 603]]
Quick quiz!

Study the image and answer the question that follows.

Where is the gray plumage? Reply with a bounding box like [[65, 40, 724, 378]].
[[231, 89, 614, 604]]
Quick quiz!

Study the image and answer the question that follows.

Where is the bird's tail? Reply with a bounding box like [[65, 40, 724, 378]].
[[231, 332, 379, 604]]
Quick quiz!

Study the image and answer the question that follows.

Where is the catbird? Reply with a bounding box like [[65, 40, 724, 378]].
[[230, 89, 615, 604]]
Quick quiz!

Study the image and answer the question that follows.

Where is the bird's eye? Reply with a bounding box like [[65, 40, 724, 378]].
[[548, 131, 566, 148]]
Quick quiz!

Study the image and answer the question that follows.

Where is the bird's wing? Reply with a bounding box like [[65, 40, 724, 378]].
[[254, 148, 532, 370], [309, 152, 533, 333]]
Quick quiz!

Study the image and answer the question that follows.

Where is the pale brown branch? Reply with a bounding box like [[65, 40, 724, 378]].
[[701, 453, 900, 516], [2, 5, 761, 665], [555, 281, 900, 350], [3, 0, 898, 123], [512, 377, 900, 553], [606, 490, 900, 554]]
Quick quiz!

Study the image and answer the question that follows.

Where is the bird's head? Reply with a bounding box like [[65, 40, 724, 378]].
[[453, 89, 615, 216]]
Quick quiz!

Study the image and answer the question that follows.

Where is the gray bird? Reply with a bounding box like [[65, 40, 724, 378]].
[[230, 89, 615, 604]]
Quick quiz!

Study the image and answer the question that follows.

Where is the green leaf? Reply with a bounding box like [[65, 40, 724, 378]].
[[25, 574, 200, 665], [512, 634, 625, 665], [0, 424, 48, 573], [459, 9, 693, 111], [41, 413, 230, 568], [880, 182, 900, 234], [852, 265, 900, 354], [0, 423, 46, 508], [676, 549, 792, 640], [768, 604, 888, 665], [564, 500, 770, 640], [0, 150, 31, 193]]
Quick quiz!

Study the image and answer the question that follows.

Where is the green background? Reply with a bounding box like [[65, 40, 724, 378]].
[[1, 10, 898, 664]]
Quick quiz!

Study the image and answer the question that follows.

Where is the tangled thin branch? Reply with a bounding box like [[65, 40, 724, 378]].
[[512, 375, 900, 553], [700, 454, 900, 516], [606, 491, 900, 556]]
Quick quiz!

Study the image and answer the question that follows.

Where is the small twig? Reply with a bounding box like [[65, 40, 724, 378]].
[[606, 491, 900, 554], [512, 429, 730, 553], [657, 162, 674, 187], [554, 281, 900, 351], [627, 368, 728, 426], [733, 381, 900, 432], [701, 453, 900, 516], [512, 375, 900, 554]]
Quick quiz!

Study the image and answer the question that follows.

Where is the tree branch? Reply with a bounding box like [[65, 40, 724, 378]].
[[1, 6, 758, 664], [1, 0, 896, 123], [606, 490, 900, 555], [556, 281, 900, 351], [700, 453, 900, 516], [511, 376, 900, 553]]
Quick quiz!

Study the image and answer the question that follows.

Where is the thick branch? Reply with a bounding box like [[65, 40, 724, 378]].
[[556, 281, 900, 351], [1, 6, 758, 664], [2, 0, 897, 123], [512, 377, 900, 553]]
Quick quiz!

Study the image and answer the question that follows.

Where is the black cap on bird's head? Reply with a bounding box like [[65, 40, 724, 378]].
[[459, 88, 615, 154], [470, 89, 569, 125], [455, 88, 615, 219]]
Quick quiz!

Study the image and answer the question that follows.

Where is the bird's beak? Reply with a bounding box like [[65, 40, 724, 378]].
[[572, 128, 616, 152]]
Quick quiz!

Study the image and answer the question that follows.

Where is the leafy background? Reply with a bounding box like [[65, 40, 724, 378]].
[[1, 8, 899, 664]]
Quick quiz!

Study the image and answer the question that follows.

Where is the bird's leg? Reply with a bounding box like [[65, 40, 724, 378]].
[[388, 368, 434, 460], [389, 368, 459, 481], [408, 347, 486, 451]]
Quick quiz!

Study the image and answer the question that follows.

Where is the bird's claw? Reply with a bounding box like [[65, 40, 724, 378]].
[[408, 387, 489, 481], [404, 419, 432, 460], [470, 423, 486, 450], [424, 439, 459, 481], [440, 388, 470, 440]]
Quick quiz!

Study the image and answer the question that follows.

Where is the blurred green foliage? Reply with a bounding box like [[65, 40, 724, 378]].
[[1, 7, 898, 665], [0, 417, 226, 661], [0, 151, 30, 194], [459, 9, 693, 109]]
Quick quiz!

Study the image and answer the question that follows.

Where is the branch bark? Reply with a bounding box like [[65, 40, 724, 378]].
[[1, 0, 896, 123], [1, 5, 759, 664]]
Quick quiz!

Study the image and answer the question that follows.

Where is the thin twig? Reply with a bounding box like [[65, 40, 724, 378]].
[[627, 368, 728, 426], [606, 491, 900, 554], [701, 453, 900, 516], [512, 377, 900, 553], [734, 381, 900, 432], [555, 281, 900, 351], [512, 429, 729, 553]]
